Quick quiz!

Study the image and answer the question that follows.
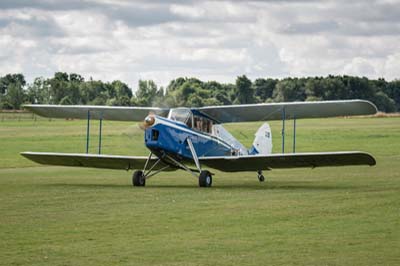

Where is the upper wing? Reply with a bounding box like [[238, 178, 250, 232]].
[[199, 151, 376, 172], [23, 104, 170, 121], [21, 152, 174, 171], [195, 100, 377, 123], [24, 100, 377, 123]]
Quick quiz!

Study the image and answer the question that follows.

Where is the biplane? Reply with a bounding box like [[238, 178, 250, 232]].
[[21, 100, 377, 187]]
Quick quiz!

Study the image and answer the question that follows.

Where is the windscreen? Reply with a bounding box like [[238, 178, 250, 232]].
[[168, 108, 192, 127]]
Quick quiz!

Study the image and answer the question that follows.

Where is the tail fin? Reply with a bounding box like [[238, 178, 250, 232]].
[[248, 123, 272, 155]]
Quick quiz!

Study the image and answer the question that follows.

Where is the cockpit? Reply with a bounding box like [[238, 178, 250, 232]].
[[168, 108, 214, 134], [167, 108, 248, 155]]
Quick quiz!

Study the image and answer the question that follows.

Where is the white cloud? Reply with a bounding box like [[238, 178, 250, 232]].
[[384, 52, 400, 80], [343, 57, 379, 77], [0, 0, 399, 91]]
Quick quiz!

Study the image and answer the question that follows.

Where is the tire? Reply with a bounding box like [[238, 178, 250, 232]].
[[199, 170, 212, 187], [258, 175, 265, 182], [132, 170, 145, 187]]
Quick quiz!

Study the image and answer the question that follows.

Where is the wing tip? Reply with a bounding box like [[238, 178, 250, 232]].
[[356, 99, 378, 115], [357, 151, 376, 166]]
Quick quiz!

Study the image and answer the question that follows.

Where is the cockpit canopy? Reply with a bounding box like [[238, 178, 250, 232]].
[[168, 108, 214, 134]]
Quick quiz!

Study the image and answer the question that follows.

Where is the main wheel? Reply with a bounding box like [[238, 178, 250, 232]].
[[132, 170, 146, 187], [199, 170, 212, 187]]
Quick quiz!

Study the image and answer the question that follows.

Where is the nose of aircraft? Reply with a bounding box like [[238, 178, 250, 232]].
[[139, 115, 156, 130]]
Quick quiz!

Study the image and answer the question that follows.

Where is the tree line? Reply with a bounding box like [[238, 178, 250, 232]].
[[1, 72, 399, 112]]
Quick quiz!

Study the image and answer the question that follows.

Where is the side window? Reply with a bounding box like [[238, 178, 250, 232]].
[[194, 116, 201, 131], [193, 115, 213, 133]]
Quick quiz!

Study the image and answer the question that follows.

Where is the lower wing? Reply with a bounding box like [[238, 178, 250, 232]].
[[20, 152, 174, 171], [21, 151, 375, 173], [199, 151, 376, 172]]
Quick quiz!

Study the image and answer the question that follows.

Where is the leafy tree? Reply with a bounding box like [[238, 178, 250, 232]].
[[166, 77, 188, 92], [151, 93, 177, 108], [343, 76, 375, 100], [6, 82, 26, 109], [273, 78, 306, 102], [0, 74, 26, 109], [203, 97, 222, 106], [374, 91, 396, 112], [48, 72, 69, 104], [1, 72, 400, 112], [59, 95, 73, 105], [235, 75, 254, 104], [385, 80, 400, 111], [187, 94, 204, 107], [0, 74, 26, 95], [321, 77, 347, 100], [80, 80, 109, 105], [113, 80, 132, 98], [132, 80, 160, 106], [26, 77, 50, 104], [253, 78, 277, 102], [214, 90, 231, 105]]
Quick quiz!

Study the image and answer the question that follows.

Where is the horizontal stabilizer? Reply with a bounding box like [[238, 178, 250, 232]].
[[21, 152, 173, 171], [23, 105, 170, 121], [197, 100, 377, 123], [199, 151, 376, 172]]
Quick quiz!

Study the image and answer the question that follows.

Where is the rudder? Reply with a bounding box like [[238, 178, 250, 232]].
[[248, 123, 272, 155]]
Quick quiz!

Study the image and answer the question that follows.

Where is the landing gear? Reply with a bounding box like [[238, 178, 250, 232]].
[[131, 153, 170, 187], [199, 170, 212, 187], [257, 170, 265, 182], [132, 170, 146, 187]]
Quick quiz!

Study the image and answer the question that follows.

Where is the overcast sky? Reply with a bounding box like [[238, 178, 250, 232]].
[[1, 0, 399, 89]]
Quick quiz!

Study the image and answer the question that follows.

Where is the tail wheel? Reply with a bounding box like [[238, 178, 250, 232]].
[[199, 170, 212, 187], [257, 170, 265, 182], [132, 170, 146, 187]]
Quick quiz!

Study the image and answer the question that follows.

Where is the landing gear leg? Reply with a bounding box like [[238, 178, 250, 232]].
[[164, 154, 213, 188], [131, 153, 170, 187], [257, 170, 265, 182], [187, 137, 213, 188]]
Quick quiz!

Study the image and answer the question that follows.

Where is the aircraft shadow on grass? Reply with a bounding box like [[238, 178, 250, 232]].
[[41, 180, 359, 191]]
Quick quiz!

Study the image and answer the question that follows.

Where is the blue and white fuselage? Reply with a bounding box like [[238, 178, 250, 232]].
[[144, 108, 249, 161]]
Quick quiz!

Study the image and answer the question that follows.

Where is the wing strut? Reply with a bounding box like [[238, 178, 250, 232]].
[[281, 107, 285, 153], [293, 114, 296, 153], [86, 110, 90, 153], [85, 110, 104, 154], [99, 112, 103, 154], [282, 110, 297, 154]]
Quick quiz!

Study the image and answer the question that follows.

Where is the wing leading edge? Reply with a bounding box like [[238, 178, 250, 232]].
[[20, 152, 173, 171], [199, 151, 376, 172]]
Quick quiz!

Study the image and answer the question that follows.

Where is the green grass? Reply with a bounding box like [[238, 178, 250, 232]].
[[0, 117, 399, 265]]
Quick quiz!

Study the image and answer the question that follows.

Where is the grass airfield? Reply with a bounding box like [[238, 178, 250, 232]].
[[0, 116, 399, 265]]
